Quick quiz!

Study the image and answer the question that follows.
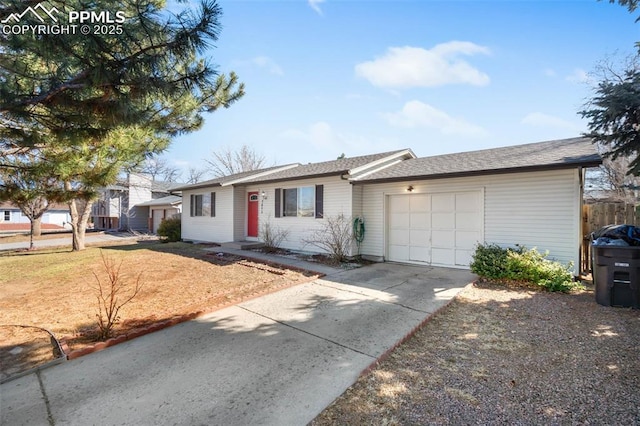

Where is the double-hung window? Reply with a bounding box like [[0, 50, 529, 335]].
[[275, 185, 323, 218], [190, 194, 203, 216], [191, 193, 216, 217]]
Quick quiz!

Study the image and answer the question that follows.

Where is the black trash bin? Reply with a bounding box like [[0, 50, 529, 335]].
[[592, 245, 640, 308]]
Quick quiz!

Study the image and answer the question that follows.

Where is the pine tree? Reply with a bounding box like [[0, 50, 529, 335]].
[[0, 0, 244, 250]]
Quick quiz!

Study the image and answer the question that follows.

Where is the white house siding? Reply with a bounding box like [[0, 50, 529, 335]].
[[109, 193, 121, 218], [232, 186, 246, 241], [43, 211, 71, 227], [245, 176, 355, 254], [359, 169, 581, 269], [2, 210, 28, 224], [126, 174, 152, 230], [181, 187, 235, 243]]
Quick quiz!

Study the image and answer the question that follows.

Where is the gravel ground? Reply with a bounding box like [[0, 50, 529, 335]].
[[313, 282, 640, 425]]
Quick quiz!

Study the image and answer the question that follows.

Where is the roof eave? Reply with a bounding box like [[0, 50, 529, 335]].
[[171, 182, 222, 192], [352, 160, 603, 185], [241, 170, 349, 186], [348, 149, 416, 176], [221, 163, 301, 186]]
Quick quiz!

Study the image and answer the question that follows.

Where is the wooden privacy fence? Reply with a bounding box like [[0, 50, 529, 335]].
[[581, 203, 640, 273]]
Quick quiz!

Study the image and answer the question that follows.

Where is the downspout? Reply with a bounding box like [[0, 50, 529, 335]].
[[578, 166, 585, 276]]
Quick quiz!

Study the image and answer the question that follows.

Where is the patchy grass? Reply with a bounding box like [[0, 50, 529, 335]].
[[0, 242, 319, 376]]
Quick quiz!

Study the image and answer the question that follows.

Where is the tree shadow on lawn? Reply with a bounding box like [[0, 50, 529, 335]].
[[59, 242, 321, 352]]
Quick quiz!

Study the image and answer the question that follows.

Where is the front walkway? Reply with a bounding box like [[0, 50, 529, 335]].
[[0, 262, 475, 426], [208, 245, 343, 276]]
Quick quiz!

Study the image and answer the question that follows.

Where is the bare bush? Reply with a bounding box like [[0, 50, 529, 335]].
[[92, 251, 143, 340], [260, 218, 290, 253], [302, 214, 353, 263]]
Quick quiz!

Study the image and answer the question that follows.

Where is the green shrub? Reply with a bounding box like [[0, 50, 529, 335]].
[[470, 243, 581, 292], [157, 217, 181, 242]]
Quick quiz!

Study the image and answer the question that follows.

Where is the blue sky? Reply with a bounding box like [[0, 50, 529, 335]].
[[165, 0, 640, 175]]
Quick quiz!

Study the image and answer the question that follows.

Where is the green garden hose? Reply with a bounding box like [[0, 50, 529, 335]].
[[353, 216, 365, 255]]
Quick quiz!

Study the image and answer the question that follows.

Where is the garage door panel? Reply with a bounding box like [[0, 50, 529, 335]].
[[456, 230, 481, 249], [390, 229, 409, 245], [432, 230, 454, 247], [410, 212, 429, 229], [455, 212, 480, 230], [389, 245, 409, 261], [410, 246, 430, 262], [455, 192, 480, 210], [409, 229, 429, 246], [431, 248, 455, 265], [388, 191, 482, 267], [390, 196, 410, 212], [410, 194, 430, 211], [152, 210, 162, 233], [432, 213, 454, 229], [455, 249, 474, 266], [390, 213, 409, 228], [432, 193, 455, 211]]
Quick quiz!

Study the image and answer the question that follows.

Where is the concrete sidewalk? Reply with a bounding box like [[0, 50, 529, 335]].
[[0, 262, 475, 426]]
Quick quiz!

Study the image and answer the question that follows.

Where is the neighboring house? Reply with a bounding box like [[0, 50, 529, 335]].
[[174, 137, 601, 272], [135, 195, 182, 233], [0, 201, 71, 228], [92, 173, 182, 232]]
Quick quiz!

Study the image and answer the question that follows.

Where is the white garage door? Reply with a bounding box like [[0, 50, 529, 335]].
[[387, 191, 483, 267], [152, 208, 179, 233]]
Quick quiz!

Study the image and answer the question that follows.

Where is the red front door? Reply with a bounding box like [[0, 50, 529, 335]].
[[247, 192, 259, 238]]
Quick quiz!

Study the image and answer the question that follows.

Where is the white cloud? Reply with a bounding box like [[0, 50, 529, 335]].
[[279, 121, 400, 159], [565, 68, 591, 84], [382, 100, 488, 137], [281, 122, 353, 152], [252, 56, 283, 76], [308, 0, 325, 15], [543, 68, 556, 77], [355, 42, 491, 89], [521, 112, 582, 132]]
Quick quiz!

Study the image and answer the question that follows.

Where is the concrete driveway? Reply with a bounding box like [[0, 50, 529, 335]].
[[0, 263, 475, 426]]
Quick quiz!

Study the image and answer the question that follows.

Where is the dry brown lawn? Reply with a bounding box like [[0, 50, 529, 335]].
[[0, 242, 319, 380]]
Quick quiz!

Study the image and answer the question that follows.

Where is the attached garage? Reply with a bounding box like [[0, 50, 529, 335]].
[[134, 195, 182, 234], [152, 207, 180, 233], [387, 191, 483, 267], [354, 137, 602, 272]]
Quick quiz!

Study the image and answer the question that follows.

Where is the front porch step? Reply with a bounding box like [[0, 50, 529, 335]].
[[220, 241, 265, 250]]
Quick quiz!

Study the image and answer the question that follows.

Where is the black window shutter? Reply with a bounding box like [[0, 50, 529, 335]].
[[211, 192, 216, 217], [275, 188, 281, 218], [315, 185, 324, 218], [190, 194, 194, 217]]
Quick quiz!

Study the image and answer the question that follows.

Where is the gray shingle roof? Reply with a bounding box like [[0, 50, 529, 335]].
[[134, 195, 182, 207], [355, 137, 602, 183], [239, 149, 411, 184], [170, 164, 297, 191]]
